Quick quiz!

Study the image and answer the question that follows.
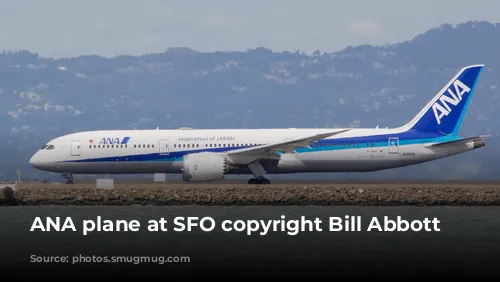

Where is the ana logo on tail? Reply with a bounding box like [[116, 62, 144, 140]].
[[431, 79, 471, 125]]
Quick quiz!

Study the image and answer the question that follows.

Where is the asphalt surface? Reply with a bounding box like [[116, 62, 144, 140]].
[[69, 179, 500, 185]]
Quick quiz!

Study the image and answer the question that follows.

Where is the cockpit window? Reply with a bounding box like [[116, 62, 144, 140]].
[[41, 145, 48, 150], [46, 145, 55, 150]]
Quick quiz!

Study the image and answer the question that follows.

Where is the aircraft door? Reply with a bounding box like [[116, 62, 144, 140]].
[[388, 137, 399, 154], [159, 139, 169, 155], [70, 140, 81, 156]]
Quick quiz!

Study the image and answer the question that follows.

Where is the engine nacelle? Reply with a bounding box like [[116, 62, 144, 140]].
[[182, 152, 229, 182]]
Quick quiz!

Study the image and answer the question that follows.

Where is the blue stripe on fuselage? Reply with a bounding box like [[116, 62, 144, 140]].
[[64, 130, 459, 163]]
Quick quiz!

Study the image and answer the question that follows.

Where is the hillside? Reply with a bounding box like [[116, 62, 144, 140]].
[[1, 20, 499, 181]]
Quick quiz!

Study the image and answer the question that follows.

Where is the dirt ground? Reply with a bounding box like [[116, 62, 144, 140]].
[[2, 182, 500, 206]]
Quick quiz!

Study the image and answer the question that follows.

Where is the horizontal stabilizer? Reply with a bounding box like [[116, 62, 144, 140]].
[[426, 135, 490, 148]]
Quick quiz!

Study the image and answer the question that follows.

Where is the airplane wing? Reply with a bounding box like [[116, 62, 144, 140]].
[[425, 135, 490, 148], [226, 129, 350, 162]]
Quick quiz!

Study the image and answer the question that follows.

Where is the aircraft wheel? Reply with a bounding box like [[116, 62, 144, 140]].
[[258, 178, 270, 184], [248, 178, 258, 184]]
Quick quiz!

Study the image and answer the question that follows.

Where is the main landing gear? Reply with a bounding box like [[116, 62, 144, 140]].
[[247, 162, 271, 184], [248, 177, 271, 184], [61, 173, 74, 184]]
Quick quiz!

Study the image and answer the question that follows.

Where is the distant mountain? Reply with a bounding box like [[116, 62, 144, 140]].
[[1, 20, 499, 181]]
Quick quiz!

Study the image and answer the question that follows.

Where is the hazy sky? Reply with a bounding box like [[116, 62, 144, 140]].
[[1, 0, 499, 58]]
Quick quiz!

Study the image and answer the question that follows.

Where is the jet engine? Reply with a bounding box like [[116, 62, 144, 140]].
[[182, 152, 230, 182]]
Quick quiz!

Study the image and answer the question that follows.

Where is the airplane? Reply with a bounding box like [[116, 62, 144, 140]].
[[30, 64, 488, 184]]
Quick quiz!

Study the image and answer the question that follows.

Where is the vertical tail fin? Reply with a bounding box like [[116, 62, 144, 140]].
[[401, 64, 484, 136]]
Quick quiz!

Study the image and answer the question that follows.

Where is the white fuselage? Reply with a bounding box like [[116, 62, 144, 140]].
[[29, 127, 480, 175]]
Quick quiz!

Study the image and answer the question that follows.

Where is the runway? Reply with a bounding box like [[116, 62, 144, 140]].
[[64, 178, 500, 185]]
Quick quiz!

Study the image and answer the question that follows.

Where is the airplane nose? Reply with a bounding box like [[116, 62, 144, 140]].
[[29, 153, 40, 168]]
